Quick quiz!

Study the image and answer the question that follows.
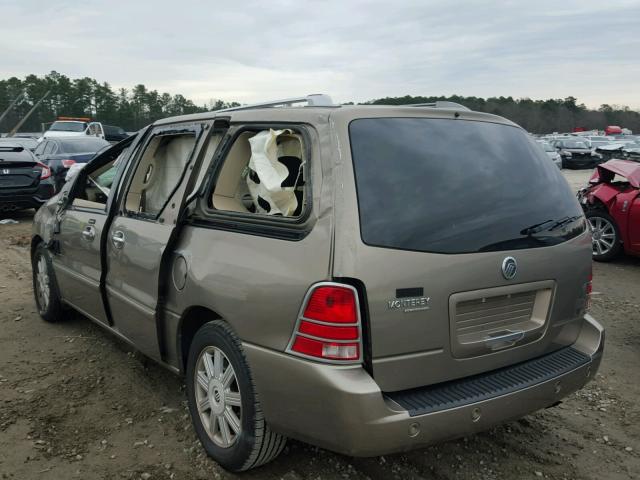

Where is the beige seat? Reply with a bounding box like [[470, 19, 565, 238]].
[[211, 132, 255, 213], [126, 135, 195, 215]]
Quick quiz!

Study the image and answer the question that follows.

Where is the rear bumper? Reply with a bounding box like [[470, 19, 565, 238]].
[[244, 314, 604, 457], [0, 183, 54, 210]]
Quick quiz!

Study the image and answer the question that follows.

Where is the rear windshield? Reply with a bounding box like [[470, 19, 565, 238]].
[[59, 138, 109, 153], [349, 118, 585, 254]]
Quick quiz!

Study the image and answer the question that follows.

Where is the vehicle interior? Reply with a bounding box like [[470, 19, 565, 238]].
[[125, 134, 196, 217], [72, 159, 119, 209], [210, 129, 306, 217]]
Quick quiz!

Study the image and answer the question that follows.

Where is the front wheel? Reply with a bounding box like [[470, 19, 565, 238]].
[[586, 211, 622, 262], [32, 242, 64, 322], [186, 321, 286, 472]]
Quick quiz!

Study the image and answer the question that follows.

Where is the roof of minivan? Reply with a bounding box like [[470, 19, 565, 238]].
[[153, 105, 518, 129]]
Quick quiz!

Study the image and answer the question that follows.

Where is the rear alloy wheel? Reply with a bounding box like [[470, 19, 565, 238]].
[[586, 211, 622, 262], [194, 346, 243, 449], [186, 321, 286, 471]]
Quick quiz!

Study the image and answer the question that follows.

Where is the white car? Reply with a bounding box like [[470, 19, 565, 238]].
[[42, 120, 105, 140]]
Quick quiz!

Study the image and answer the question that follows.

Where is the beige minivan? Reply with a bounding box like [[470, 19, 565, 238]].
[[31, 95, 604, 471]]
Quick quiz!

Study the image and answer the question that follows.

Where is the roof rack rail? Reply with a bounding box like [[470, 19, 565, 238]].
[[409, 101, 471, 111], [217, 94, 334, 112]]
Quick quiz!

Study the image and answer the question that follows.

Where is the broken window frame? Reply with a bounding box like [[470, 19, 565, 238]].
[[196, 123, 314, 238], [118, 123, 204, 222]]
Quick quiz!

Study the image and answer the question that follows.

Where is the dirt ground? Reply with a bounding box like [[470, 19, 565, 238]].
[[0, 170, 638, 480]]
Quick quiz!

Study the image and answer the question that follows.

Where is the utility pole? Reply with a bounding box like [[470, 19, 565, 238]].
[[7, 90, 50, 137], [0, 92, 25, 131]]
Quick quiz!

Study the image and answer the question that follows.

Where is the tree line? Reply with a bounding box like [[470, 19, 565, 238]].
[[364, 95, 640, 134], [0, 71, 239, 133], [1, 72, 639, 134]]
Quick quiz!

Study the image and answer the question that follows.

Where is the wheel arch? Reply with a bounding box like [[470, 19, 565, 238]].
[[177, 305, 224, 374], [31, 235, 44, 260]]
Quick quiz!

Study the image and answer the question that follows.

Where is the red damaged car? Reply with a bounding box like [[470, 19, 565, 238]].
[[578, 159, 640, 261]]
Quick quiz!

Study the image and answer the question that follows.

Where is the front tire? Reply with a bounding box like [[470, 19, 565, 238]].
[[586, 211, 622, 262], [186, 321, 286, 471], [31, 242, 64, 322]]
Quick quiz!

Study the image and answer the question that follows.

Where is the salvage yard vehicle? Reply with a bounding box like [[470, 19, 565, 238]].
[[31, 95, 604, 472], [536, 139, 562, 168], [0, 144, 53, 213], [33, 136, 110, 191], [552, 138, 602, 169], [579, 159, 640, 261], [42, 117, 105, 140], [0, 136, 39, 152]]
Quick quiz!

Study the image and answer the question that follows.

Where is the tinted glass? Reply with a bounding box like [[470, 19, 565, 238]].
[[561, 140, 588, 149], [349, 118, 585, 254], [59, 138, 109, 153]]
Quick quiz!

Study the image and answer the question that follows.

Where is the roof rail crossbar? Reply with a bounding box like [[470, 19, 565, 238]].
[[409, 101, 470, 111], [217, 94, 334, 112]]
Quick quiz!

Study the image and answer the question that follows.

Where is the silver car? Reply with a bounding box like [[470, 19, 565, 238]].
[[536, 139, 562, 168]]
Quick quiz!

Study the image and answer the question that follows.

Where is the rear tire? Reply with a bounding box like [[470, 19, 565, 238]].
[[586, 210, 622, 262], [32, 242, 64, 322], [186, 321, 286, 471]]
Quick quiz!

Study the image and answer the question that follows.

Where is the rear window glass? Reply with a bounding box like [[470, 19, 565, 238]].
[[59, 139, 109, 153], [349, 118, 585, 254]]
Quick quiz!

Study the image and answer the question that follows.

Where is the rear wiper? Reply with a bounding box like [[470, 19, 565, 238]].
[[547, 215, 583, 231], [520, 219, 553, 236]]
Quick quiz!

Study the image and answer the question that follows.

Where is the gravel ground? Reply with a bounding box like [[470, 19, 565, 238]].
[[0, 169, 638, 480]]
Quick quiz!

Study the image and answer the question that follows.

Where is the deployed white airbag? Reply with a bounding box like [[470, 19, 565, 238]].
[[247, 129, 302, 216]]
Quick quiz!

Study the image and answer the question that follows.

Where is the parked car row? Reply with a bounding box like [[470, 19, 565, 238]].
[[0, 136, 112, 212], [535, 132, 640, 169]]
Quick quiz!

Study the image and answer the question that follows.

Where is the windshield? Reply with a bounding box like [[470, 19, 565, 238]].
[[59, 138, 109, 153], [349, 118, 585, 254], [561, 140, 588, 149], [49, 121, 86, 132]]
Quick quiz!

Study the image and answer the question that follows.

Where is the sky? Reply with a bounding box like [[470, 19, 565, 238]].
[[1, 0, 639, 109]]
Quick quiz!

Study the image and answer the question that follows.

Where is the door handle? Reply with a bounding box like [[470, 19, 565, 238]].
[[111, 230, 125, 249], [81, 226, 96, 241]]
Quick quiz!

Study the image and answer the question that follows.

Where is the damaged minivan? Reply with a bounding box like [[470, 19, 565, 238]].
[[31, 95, 604, 472]]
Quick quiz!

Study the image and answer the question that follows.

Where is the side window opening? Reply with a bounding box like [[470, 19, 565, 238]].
[[125, 133, 196, 218], [210, 128, 306, 218], [71, 156, 120, 210]]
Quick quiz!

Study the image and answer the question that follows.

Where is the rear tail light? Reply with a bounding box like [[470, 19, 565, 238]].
[[61, 159, 76, 168], [287, 283, 362, 363], [37, 162, 51, 180]]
